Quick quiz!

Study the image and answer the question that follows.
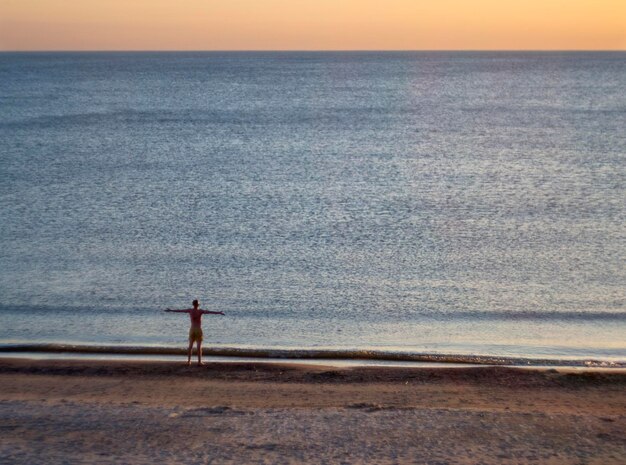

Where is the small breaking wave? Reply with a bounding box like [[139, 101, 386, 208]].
[[0, 343, 623, 368]]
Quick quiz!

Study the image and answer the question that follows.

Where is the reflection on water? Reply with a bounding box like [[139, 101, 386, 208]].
[[0, 52, 624, 361]]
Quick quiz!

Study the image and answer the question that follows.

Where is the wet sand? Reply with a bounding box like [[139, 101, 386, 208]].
[[0, 358, 624, 464]]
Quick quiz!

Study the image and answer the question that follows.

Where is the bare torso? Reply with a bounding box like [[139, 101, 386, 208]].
[[188, 308, 203, 329]]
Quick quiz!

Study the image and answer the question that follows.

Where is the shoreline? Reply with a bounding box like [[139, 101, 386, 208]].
[[1, 358, 625, 464], [1, 343, 624, 368], [2, 352, 626, 372]]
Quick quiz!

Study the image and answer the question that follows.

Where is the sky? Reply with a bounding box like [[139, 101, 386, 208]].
[[1, 0, 624, 51]]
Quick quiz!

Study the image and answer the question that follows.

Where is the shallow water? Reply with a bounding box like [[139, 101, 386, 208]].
[[0, 52, 624, 363]]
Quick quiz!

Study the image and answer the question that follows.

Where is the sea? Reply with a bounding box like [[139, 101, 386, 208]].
[[0, 51, 624, 366]]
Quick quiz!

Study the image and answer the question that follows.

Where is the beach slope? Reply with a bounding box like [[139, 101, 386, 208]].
[[1, 359, 624, 464]]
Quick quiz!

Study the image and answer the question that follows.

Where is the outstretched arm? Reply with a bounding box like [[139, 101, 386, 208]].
[[164, 308, 191, 313], [201, 310, 225, 315]]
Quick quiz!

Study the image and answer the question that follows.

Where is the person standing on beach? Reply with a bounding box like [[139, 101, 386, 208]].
[[165, 299, 225, 366]]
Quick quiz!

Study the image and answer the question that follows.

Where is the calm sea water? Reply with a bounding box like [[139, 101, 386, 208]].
[[1, 52, 624, 363]]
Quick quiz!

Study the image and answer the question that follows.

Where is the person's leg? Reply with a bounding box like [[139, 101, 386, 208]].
[[187, 339, 194, 366], [197, 340, 203, 365]]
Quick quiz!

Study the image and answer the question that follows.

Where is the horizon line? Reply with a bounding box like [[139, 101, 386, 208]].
[[1, 49, 625, 53]]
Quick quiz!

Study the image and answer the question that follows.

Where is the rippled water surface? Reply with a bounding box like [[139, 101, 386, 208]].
[[1, 52, 624, 361]]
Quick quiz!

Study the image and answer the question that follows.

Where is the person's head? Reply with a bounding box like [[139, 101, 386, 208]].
[[192, 299, 199, 308]]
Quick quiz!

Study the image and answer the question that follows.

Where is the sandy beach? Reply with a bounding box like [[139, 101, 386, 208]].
[[0, 358, 624, 464]]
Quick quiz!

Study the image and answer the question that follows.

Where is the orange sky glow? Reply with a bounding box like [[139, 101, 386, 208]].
[[1, 0, 624, 51]]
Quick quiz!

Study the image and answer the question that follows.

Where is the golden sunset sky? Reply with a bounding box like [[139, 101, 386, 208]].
[[1, 0, 624, 51]]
